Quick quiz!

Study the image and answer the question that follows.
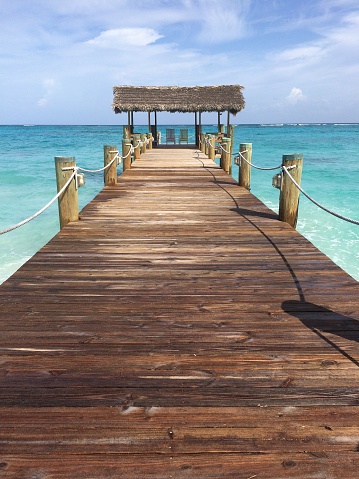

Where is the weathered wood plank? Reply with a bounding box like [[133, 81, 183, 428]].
[[0, 147, 358, 478]]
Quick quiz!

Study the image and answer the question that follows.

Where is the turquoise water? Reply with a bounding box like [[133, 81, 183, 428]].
[[0, 124, 358, 283]]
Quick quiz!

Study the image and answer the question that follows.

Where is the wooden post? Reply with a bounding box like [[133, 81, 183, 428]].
[[194, 112, 198, 147], [122, 139, 132, 172], [132, 134, 141, 159], [208, 135, 215, 160], [221, 138, 231, 174], [140, 134, 147, 154], [200, 133, 205, 153], [204, 134, 209, 156], [227, 124, 235, 145], [123, 125, 131, 139], [104, 145, 117, 186], [238, 143, 252, 190], [154, 111, 158, 145], [279, 154, 303, 228], [147, 133, 153, 150], [54, 157, 79, 230], [197, 124, 202, 149]]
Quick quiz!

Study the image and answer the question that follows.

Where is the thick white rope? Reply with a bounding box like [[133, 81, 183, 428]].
[[217, 143, 231, 154], [0, 145, 138, 236], [282, 166, 359, 225], [238, 151, 282, 171], [0, 170, 77, 235], [122, 145, 134, 159], [74, 153, 120, 173]]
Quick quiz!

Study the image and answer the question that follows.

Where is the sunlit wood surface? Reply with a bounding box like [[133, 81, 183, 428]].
[[1, 147, 358, 478]]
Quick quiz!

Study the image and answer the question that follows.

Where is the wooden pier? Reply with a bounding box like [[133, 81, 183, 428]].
[[0, 147, 359, 478]]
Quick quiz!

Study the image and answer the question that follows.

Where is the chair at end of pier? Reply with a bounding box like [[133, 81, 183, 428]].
[[179, 129, 188, 144], [166, 129, 176, 144]]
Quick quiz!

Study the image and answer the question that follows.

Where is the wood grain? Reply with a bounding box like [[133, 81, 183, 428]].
[[0, 147, 358, 478]]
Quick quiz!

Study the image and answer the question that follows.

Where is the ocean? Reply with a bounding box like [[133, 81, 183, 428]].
[[0, 123, 358, 283]]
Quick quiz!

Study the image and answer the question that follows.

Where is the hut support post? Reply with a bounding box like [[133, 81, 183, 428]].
[[195, 112, 200, 148], [122, 140, 132, 172], [150, 111, 158, 147], [123, 125, 131, 139], [279, 154, 303, 228], [155, 111, 158, 144], [104, 145, 117, 186], [55, 157, 79, 230], [238, 143, 252, 190]]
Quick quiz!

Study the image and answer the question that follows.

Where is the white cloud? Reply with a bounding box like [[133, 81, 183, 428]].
[[86, 28, 163, 48], [273, 45, 323, 63], [1, 0, 359, 124], [286, 87, 306, 105], [37, 78, 56, 107], [322, 12, 359, 48], [194, 0, 251, 43]]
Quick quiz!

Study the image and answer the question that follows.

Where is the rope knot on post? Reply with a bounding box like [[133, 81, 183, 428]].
[[279, 154, 303, 228], [55, 157, 79, 229], [238, 143, 252, 189]]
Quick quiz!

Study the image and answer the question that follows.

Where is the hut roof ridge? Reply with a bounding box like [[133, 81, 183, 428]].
[[112, 84, 245, 115]]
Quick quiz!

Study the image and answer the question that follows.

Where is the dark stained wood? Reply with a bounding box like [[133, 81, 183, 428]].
[[0, 147, 358, 478]]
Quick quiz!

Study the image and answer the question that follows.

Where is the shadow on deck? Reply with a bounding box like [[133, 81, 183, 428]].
[[0, 147, 358, 478]]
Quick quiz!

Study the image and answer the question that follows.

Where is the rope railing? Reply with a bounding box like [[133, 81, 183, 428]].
[[122, 144, 135, 159], [68, 151, 122, 174], [0, 131, 157, 236], [0, 145, 137, 236], [216, 143, 231, 155], [0, 170, 77, 236], [200, 136, 239, 157], [282, 166, 359, 226], [201, 135, 358, 226], [236, 150, 359, 226], [236, 150, 282, 171]]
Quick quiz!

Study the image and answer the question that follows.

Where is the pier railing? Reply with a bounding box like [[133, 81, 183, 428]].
[[1, 130, 358, 238], [201, 133, 359, 228]]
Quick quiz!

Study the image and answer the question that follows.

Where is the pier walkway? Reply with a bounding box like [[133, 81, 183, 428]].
[[1, 147, 359, 478]]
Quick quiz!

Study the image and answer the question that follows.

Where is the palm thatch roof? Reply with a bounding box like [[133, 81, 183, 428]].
[[112, 85, 245, 115]]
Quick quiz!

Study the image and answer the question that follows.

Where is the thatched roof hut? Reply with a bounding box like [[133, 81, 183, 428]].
[[112, 85, 245, 115]]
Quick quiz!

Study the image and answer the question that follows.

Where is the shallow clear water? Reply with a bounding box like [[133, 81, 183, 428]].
[[0, 124, 358, 283]]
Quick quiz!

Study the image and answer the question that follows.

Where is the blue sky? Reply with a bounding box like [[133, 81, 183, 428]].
[[0, 0, 358, 124]]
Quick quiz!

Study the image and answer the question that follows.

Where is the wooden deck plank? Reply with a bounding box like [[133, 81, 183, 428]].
[[0, 147, 358, 478]]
